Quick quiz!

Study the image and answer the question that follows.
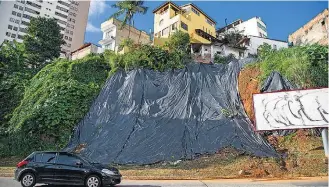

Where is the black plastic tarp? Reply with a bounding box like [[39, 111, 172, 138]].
[[66, 59, 278, 164]]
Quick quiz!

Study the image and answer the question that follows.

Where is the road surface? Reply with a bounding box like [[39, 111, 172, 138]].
[[0, 177, 327, 187]]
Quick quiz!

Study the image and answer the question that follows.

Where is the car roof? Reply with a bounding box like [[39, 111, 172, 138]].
[[33, 151, 72, 154]]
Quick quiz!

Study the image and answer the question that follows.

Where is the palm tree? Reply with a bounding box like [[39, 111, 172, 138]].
[[110, 0, 148, 39]]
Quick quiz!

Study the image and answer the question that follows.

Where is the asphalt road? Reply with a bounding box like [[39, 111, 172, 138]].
[[0, 177, 327, 187]]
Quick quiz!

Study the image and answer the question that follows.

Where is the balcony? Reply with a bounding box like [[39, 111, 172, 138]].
[[99, 35, 115, 46]]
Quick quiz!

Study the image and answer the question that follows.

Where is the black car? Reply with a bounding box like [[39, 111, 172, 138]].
[[14, 151, 121, 187]]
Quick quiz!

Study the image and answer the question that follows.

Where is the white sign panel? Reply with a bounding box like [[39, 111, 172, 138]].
[[253, 88, 329, 131]]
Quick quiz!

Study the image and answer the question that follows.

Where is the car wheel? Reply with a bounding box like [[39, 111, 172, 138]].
[[85, 175, 101, 187], [20, 172, 36, 187]]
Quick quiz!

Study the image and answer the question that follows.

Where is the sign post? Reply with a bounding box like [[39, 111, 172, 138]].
[[321, 128, 328, 157]]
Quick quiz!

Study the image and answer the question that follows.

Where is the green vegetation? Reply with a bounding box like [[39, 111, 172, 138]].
[[107, 31, 191, 73], [0, 55, 110, 157], [24, 17, 65, 72], [257, 43, 328, 88], [214, 54, 236, 64], [110, 0, 148, 38]]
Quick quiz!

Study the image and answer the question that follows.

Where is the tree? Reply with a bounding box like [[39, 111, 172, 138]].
[[222, 29, 244, 47], [23, 17, 65, 71], [110, 0, 148, 39], [165, 31, 191, 64]]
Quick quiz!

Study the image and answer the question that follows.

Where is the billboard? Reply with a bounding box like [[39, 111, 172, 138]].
[[253, 88, 328, 131]]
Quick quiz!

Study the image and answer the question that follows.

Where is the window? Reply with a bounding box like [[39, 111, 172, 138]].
[[159, 19, 164, 26], [239, 51, 244, 58], [56, 5, 69, 13], [9, 18, 15, 22], [34, 153, 43, 162], [55, 11, 68, 19], [68, 37, 72, 41], [12, 11, 17, 16], [322, 20, 325, 26], [206, 18, 214, 26], [21, 20, 30, 26], [13, 27, 18, 31], [14, 4, 18, 8], [26, 1, 41, 9], [57, 153, 80, 166], [25, 7, 40, 15], [58, 0, 70, 7], [11, 34, 16, 38], [172, 22, 177, 30], [15, 20, 20, 24], [162, 27, 169, 36], [8, 25, 13, 30], [105, 43, 112, 49], [19, 27, 27, 33], [191, 8, 200, 16], [41, 153, 56, 163], [64, 36, 68, 40], [69, 12, 76, 17], [309, 26, 313, 31], [181, 21, 188, 31], [257, 22, 266, 32], [6, 32, 11, 37], [70, 31, 73, 35], [273, 44, 277, 50], [19, 6, 23, 10], [17, 13, 21, 17]]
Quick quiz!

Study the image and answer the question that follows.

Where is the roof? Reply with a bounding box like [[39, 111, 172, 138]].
[[180, 3, 217, 24], [153, 1, 216, 24], [249, 35, 287, 43], [153, 1, 181, 13], [71, 43, 92, 54]]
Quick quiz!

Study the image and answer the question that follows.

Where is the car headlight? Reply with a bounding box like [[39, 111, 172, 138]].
[[102, 169, 115, 175]]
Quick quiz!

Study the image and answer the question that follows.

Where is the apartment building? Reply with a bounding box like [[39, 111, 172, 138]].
[[99, 18, 151, 52], [288, 8, 328, 46], [217, 17, 267, 38], [0, 0, 90, 57], [153, 1, 217, 45]]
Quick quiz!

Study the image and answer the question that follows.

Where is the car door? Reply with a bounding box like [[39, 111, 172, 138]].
[[32, 152, 57, 183], [53, 152, 87, 185]]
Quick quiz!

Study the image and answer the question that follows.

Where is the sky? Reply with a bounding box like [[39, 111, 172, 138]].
[[85, 1, 328, 44]]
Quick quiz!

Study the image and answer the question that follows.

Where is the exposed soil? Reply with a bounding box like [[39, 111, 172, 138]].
[[238, 64, 261, 125]]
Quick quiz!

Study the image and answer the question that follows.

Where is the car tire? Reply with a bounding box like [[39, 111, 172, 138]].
[[20, 172, 36, 187], [85, 175, 102, 187]]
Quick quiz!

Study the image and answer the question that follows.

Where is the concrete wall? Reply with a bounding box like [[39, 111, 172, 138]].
[[71, 44, 103, 60], [99, 18, 151, 53], [288, 9, 328, 46], [247, 36, 288, 55]]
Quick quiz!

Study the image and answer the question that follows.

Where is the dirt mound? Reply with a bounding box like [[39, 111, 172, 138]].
[[238, 65, 261, 125]]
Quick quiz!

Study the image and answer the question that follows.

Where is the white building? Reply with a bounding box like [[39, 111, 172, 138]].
[[0, 0, 90, 57], [244, 35, 288, 55], [99, 18, 151, 52], [217, 17, 267, 38]]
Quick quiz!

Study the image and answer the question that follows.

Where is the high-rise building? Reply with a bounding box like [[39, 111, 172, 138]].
[[0, 0, 90, 57]]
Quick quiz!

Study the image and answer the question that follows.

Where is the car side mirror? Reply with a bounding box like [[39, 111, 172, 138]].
[[76, 161, 83, 167]]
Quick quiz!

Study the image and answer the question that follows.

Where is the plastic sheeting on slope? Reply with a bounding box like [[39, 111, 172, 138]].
[[65, 59, 278, 164]]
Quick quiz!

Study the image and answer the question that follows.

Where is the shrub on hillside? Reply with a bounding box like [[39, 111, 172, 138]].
[[258, 44, 328, 88], [1, 55, 110, 156]]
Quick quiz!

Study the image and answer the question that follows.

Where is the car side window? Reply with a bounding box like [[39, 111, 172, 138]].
[[57, 153, 80, 166], [34, 153, 43, 163], [41, 153, 56, 164]]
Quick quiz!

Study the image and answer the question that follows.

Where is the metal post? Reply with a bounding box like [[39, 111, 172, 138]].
[[321, 128, 328, 157]]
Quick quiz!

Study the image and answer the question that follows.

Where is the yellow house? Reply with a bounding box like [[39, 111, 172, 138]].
[[153, 1, 217, 46]]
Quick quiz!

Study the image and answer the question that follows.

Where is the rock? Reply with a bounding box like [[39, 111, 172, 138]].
[[162, 162, 167, 166]]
